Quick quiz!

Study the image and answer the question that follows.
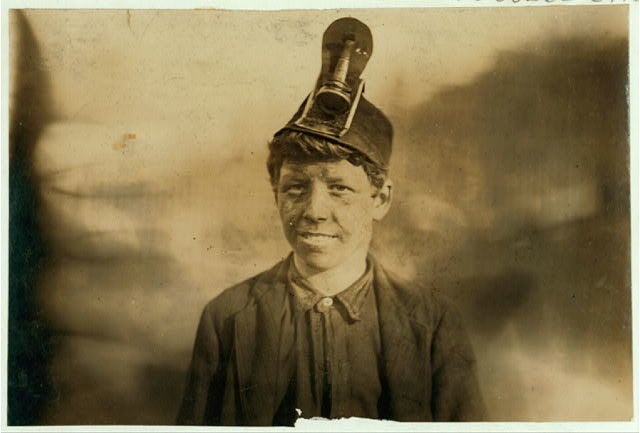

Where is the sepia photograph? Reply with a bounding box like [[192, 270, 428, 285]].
[[3, 1, 637, 429]]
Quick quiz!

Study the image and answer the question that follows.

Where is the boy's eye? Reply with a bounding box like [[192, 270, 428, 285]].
[[281, 184, 305, 194], [330, 184, 353, 193]]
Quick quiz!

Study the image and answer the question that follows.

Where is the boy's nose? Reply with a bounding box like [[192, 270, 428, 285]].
[[301, 184, 330, 222]]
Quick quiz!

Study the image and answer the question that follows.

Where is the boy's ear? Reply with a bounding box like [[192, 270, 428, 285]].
[[372, 179, 393, 221]]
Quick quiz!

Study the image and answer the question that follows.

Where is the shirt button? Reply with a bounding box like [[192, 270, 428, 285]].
[[316, 297, 333, 313]]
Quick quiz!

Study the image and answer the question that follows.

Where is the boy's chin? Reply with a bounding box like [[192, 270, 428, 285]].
[[293, 252, 342, 273]]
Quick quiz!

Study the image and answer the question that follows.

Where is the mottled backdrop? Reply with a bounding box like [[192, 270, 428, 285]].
[[8, 6, 631, 425]]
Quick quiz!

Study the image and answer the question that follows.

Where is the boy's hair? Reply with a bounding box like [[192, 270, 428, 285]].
[[267, 131, 387, 191]]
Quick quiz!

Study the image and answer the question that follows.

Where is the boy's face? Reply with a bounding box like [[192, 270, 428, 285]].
[[276, 158, 391, 273]]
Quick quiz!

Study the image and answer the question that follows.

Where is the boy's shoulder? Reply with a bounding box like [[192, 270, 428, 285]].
[[373, 259, 460, 329], [199, 255, 457, 334], [200, 259, 287, 323]]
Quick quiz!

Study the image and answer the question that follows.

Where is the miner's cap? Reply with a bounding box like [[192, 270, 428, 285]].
[[274, 17, 393, 170]]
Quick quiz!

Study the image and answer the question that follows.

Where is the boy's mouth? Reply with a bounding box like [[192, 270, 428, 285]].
[[296, 231, 340, 247], [298, 231, 338, 239]]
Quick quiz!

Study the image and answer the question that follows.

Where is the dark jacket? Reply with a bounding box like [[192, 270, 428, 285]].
[[177, 256, 485, 425]]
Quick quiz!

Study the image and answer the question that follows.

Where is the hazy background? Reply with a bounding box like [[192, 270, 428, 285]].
[[8, 6, 631, 424]]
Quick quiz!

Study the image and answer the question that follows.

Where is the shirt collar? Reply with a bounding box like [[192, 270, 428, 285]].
[[287, 258, 373, 321]]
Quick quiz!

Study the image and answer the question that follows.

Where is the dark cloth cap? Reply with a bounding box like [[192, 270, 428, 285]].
[[273, 18, 393, 169], [279, 96, 393, 169]]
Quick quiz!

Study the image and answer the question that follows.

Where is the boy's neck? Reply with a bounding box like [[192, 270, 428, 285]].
[[292, 249, 369, 297]]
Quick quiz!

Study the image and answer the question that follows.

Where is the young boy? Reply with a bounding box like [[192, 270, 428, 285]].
[[177, 17, 485, 426]]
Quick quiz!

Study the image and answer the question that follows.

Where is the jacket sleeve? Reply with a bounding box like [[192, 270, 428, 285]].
[[430, 301, 487, 421], [176, 303, 224, 425]]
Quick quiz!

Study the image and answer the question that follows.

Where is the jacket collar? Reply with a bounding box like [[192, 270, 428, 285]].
[[287, 257, 374, 321]]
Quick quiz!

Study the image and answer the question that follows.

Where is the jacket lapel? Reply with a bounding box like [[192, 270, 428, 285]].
[[373, 259, 431, 421], [233, 260, 291, 425]]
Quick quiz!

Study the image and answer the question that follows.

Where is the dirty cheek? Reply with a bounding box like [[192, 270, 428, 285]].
[[279, 199, 299, 227]]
